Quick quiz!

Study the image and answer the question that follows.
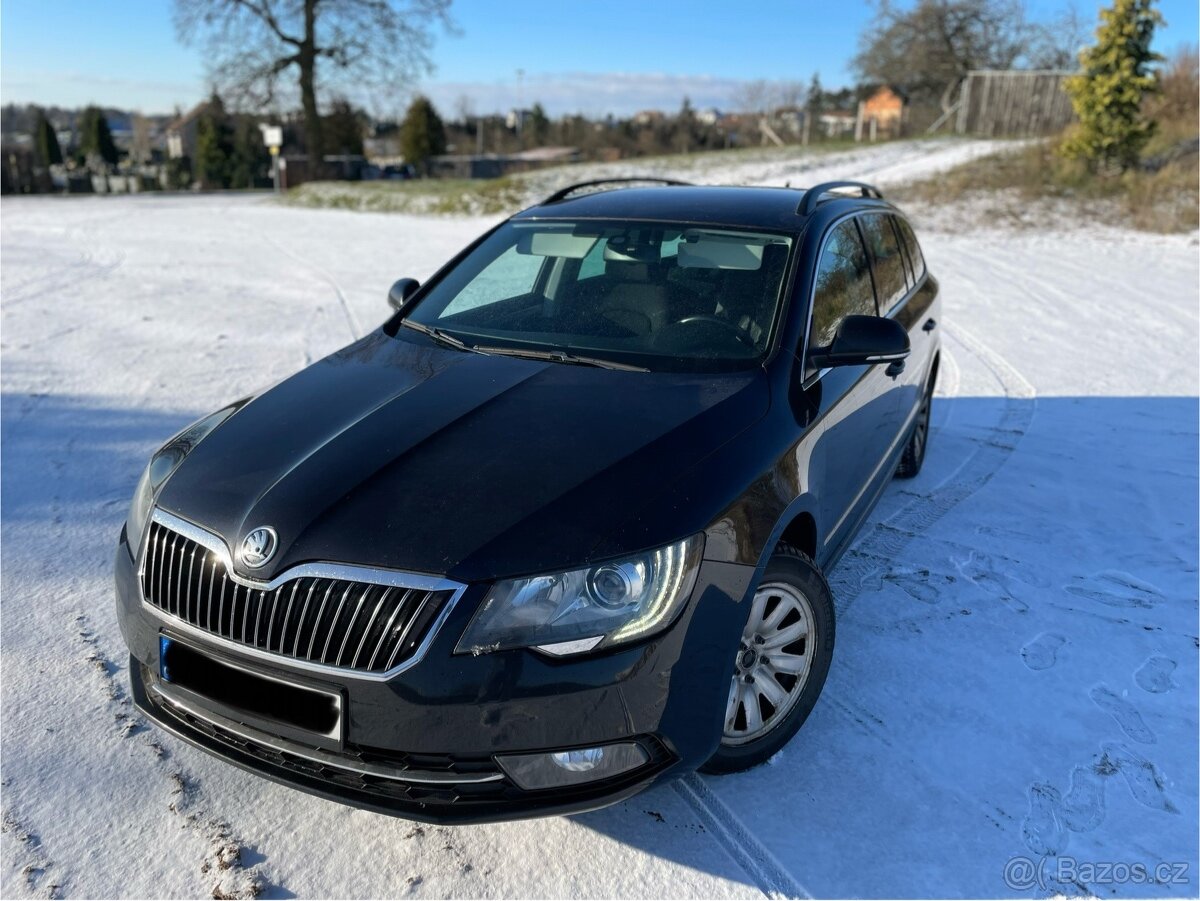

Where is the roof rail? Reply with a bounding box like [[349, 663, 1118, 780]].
[[541, 177, 693, 205], [797, 181, 884, 216]]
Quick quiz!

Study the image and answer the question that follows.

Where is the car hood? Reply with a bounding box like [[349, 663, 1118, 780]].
[[157, 329, 769, 582]]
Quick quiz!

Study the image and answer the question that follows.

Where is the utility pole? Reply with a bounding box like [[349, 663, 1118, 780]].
[[516, 68, 525, 139]]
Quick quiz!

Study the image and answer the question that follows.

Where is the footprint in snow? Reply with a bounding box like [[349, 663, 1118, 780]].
[[1089, 684, 1156, 744], [1065, 570, 1161, 609], [1100, 742, 1178, 814], [1021, 783, 1067, 856], [1020, 764, 1107, 858], [881, 566, 955, 604], [1021, 632, 1065, 670], [1058, 765, 1106, 833], [1134, 656, 1177, 693]]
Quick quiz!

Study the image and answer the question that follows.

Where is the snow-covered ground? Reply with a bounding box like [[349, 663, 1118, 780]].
[[290, 137, 1020, 215], [2, 141, 1197, 899]]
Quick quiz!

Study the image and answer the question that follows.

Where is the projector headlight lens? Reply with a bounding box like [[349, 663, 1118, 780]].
[[455, 535, 703, 657]]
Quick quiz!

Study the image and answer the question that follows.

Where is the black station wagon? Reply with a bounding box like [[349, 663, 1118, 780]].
[[116, 178, 941, 822]]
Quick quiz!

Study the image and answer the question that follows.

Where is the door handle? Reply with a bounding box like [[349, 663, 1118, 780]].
[[886, 359, 906, 378], [922, 318, 938, 332]]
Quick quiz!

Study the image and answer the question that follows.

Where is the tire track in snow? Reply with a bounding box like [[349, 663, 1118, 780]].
[[674, 321, 1035, 898], [260, 231, 362, 341], [673, 777, 811, 899]]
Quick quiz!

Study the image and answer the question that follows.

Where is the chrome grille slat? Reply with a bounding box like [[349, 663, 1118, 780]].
[[319, 585, 355, 664], [217, 574, 228, 636], [140, 521, 454, 675], [306, 582, 337, 661], [292, 580, 320, 658], [351, 586, 393, 670], [174, 537, 186, 618], [165, 534, 178, 616], [335, 585, 374, 667], [269, 582, 299, 653], [367, 590, 412, 672], [386, 592, 431, 671], [206, 561, 218, 634], [185, 547, 198, 624]]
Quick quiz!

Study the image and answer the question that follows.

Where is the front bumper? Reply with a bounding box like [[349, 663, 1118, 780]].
[[116, 529, 755, 823]]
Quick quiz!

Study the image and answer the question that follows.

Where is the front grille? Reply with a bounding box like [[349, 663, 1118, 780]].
[[141, 520, 454, 674]]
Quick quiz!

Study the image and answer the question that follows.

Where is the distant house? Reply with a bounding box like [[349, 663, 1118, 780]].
[[506, 108, 532, 131], [819, 110, 856, 138], [695, 107, 724, 126], [861, 85, 908, 138], [165, 102, 210, 160], [632, 110, 665, 127], [774, 107, 805, 137]]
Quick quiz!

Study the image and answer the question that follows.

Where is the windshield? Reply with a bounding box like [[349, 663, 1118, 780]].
[[401, 220, 793, 372]]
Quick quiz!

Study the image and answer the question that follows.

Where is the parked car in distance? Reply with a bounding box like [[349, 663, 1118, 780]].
[[116, 178, 941, 823]]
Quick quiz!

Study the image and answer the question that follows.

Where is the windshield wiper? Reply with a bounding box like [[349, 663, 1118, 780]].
[[400, 319, 483, 354], [472, 345, 649, 372]]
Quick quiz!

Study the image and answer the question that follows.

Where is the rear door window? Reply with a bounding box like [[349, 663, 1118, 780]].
[[810, 219, 876, 348], [893, 216, 926, 282], [859, 213, 908, 313]]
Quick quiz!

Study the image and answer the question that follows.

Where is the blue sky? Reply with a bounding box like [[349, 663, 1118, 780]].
[[2, 0, 1196, 117]]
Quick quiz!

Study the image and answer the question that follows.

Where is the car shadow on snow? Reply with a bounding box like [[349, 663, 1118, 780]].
[[0, 392, 204, 631]]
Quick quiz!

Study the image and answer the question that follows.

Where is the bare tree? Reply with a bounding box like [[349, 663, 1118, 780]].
[[454, 93, 474, 127], [776, 80, 808, 111], [174, 0, 454, 162], [732, 79, 770, 116], [853, 0, 1028, 106], [1026, 2, 1089, 69]]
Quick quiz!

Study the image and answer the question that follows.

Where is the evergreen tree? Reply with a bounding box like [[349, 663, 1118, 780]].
[[33, 109, 63, 167], [323, 99, 366, 156], [400, 95, 446, 176], [1061, 0, 1164, 172], [195, 93, 235, 189], [78, 106, 119, 167], [807, 73, 825, 141], [229, 117, 270, 189], [673, 97, 699, 153], [527, 102, 550, 146]]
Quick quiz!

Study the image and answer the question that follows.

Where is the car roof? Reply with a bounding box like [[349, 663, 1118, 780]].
[[512, 184, 896, 233]]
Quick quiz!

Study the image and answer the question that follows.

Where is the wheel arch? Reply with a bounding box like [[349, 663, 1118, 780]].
[[745, 496, 824, 586]]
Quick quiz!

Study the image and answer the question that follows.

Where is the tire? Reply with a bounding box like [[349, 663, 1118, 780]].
[[894, 379, 934, 479], [701, 544, 835, 774]]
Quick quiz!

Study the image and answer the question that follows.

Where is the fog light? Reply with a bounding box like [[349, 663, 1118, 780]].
[[496, 742, 649, 790]]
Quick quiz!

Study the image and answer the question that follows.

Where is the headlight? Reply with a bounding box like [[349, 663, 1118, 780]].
[[455, 535, 704, 657], [125, 405, 239, 546]]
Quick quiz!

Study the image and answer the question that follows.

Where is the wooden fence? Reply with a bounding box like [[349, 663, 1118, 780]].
[[952, 70, 1077, 137]]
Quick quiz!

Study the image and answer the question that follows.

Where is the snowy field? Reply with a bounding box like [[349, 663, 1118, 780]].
[[2, 141, 1198, 899]]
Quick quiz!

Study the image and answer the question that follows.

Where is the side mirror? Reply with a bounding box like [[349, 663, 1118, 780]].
[[810, 315, 910, 368], [388, 278, 420, 312]]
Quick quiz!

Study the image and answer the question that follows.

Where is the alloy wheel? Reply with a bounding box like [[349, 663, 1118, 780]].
[[912, 393, 931, 465], [722, 581, 816, 746]]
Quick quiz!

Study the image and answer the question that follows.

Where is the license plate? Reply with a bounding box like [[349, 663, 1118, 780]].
[[159, 634, 343, 745]]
